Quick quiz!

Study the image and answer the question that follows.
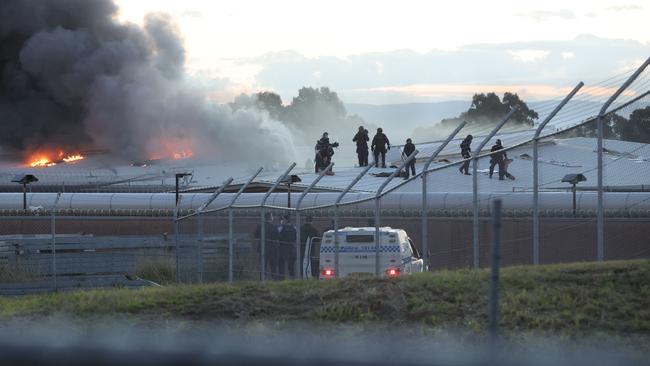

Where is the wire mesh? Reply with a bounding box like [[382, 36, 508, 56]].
[[2, 62, 649, 291]]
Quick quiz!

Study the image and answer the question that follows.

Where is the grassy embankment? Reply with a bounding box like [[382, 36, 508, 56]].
[[0, 260, 648, 336]]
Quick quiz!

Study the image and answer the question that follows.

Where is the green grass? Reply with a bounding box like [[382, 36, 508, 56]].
[[1, 260, 649, 337]]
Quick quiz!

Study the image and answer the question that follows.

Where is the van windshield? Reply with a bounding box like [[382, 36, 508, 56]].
[[345, 234, 374, 243]]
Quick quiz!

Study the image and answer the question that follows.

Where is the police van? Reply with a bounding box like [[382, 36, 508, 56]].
[[302, 227, 424, 279]]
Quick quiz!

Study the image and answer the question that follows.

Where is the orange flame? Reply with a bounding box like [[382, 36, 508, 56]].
[[62, 154, 84, 163], [26, 150, 85, 168], [29, 157, 56, 167], [172, 150, 193, 160]]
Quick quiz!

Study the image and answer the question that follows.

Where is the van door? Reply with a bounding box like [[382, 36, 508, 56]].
[[402, 240, 413, 274], [408, 238, 424, 273], [302, 237, 321, 279]]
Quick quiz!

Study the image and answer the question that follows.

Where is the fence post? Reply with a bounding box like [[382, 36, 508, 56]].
[[197, 212, 203, 283], [226, 167, 263, 283], [295, 163, 334, 279], [51, 192, 62, 291], [174, 206, 180, 283], [533, 82, 583, 265], [260, 163, 297, 281], [375, 150, 419, 276], [421, 122, 466, 271], [472, 107, 517, 269], [334, 162, 375, 277], [194, 177, 233, 283], [260, 208, 266, 281], [596, 56, 650, 261], [489, 199, 502, 347]]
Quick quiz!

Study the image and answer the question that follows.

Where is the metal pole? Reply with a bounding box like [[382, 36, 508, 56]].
[[375, 198, 381, 276], [174, 206, 180, 283], [197, 212, 203, 283], [197, 177, 235, 212], [194, 177, 234, 283], [597, 57, 650, 262], [287, 183, 291, 208], [22, 183, 27, 211], [260, 163, 297, 281], [295, 163, 334, 279], [334, 161, 376, 277], [228, 209, 234, 282], [227, 167, 263, 283], [51, 192, 61, 291], [533, 82, 583, 265], [472, 108, 518, 269], [260, 208, 266, 281], [295, 211, 301, 280], [572, 184, 577, 217], [422, 122, 467, 271], [375, 150, 419, 276], [175, 176, 180, 205], [489, 199, 502, 345]]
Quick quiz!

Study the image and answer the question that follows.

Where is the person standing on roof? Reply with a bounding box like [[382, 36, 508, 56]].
[[314, 148, 335, 175], [353, 126, 370, 167], [371, 127, 390, 168], [489, 139, 507, 180], [459, 134, 473, 175], [315, 132, 338, 173], [402, 138, 416, 179]]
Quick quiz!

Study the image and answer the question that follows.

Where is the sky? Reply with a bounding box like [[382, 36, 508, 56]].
[[114, 0, 650, 104]]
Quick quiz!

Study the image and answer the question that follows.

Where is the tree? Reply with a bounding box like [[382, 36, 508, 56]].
[[626, 106, 650, 143], [462, 92, 538, 126], [502, 92, 539, 126], [465, 92, 505, 121], [282, 87, 350, 137], [255, 91, 284, 120]]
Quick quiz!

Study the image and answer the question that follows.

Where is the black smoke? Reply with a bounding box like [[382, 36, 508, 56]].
[[0, 0, 296, 165]]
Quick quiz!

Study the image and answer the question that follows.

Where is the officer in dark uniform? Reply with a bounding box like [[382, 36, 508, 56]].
[[254, 212, 278, 279], [371, 127, 390, 168], [315, 132, 338, 173], [353, 126, 370, 167], [402, 138, 416, 179], [277, 214, 297, 279], [489, 139, 507, 180], [459, 134, 473, 175]]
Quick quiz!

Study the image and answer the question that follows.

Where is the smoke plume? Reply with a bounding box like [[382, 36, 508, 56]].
[[0, 0, 296, 165]]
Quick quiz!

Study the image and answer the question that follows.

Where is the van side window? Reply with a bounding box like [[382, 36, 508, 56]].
[[408, 238, 421, 259]]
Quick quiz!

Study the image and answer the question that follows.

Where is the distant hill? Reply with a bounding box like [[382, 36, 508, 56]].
[[346, 100, 646, 143], [345, 101, 470, 142]]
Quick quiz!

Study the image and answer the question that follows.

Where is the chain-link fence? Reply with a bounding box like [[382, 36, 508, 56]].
[[1, 58, 649, 290]]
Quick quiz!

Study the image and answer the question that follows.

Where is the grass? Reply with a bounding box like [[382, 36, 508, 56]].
[[1, 259, 649, 338], [134, 257, 176, 285]]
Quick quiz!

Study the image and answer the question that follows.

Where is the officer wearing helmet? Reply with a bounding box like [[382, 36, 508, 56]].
[[489, 139, 507, 180], [459, 134, 473, 175], [371, 127, 390, 168], [352, 126, 370, 167]]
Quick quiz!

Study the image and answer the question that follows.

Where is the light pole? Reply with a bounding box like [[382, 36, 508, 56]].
[[175, 173, 192, 206], [283, 174, 302, 208], [11, 174, 39, 211], [561, 174, 587, 217]]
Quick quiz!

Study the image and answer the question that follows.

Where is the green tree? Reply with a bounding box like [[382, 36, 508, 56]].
[[284, 87, 347, 127], [619, 106, 650, 143], [462, 92, 538, 126], [255, 91, 284, 120], [502, 92, 539, 126]]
